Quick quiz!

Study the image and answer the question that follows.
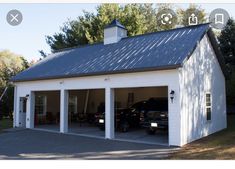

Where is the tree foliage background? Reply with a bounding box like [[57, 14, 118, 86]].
[[0, 50, 29, 119], [46, 4, 207, 52], [1, 4, 234, 120], [218, 19, 235, 106]]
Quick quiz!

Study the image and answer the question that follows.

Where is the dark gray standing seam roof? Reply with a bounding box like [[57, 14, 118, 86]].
[[12, 23, 225, 82]]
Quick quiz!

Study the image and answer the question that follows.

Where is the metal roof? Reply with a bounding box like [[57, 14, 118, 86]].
[[12, 23, 219, 82], [104, 19, 127, 30]]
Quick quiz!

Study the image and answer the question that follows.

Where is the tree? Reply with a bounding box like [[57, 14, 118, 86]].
[[39, 50, 48, 58], [45, 4, 165, 51], [0, 50, 29, 86], [218, 19, 235, 66], [139, 4, 158, 32], [46, 4, 148, 51], [46, 4, 207, 52], [218, 18, 235, 106], [0, 50, 29, 119]]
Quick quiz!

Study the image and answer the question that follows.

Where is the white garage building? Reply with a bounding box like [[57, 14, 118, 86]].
[[11, 20, 227, 146]]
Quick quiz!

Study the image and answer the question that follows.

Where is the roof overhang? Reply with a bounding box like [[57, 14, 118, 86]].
[[11, 64, 181, 83]]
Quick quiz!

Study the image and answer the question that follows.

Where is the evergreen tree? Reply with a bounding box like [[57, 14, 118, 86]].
[[218, 18, 235, 106], [218, 19, 235, 66]]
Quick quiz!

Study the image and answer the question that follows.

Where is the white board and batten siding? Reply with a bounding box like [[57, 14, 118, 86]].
[[179, 34, 227, 146], [13, 33, 227, 146], [14, 69, 182, 146]]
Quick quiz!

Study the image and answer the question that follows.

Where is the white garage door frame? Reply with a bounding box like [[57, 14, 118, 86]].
[[13, 69, 181, 146], [111, 86, 169, 145]]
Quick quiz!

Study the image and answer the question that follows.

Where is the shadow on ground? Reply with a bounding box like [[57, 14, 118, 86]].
[[0, 129, 178, 160]]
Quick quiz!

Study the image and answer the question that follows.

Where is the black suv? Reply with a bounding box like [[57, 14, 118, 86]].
[[95, 98, 168, 133], [95, 102, 140, 132], [140, 98, 168, 134]]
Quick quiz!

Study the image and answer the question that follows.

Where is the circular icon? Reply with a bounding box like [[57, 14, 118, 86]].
[[156, 9, 177, 28], [6, 9, 23, 26], [209, 8, 230, 29]]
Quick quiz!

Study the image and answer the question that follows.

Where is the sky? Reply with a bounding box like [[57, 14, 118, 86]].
[[0, 3, 235, 61]]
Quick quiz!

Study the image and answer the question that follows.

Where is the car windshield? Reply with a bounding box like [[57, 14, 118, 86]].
[[130, 101, 146, 110], [146, 99, 168, 111], [130, 99, 168, 111]]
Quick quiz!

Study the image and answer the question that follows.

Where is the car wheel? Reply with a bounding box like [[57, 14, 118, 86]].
[[146, 128, 156, 135], [120, 122, 129, 132]]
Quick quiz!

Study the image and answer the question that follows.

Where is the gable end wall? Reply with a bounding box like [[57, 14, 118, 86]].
[[179, 34, 227, 145]]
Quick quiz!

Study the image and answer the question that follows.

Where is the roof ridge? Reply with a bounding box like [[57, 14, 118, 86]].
[[52, 23, 210, 54], [121, 23, 210, 40]]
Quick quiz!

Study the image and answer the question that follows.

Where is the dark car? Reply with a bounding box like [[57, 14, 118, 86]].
[[95, 102, 141, 132], [95, 98, 168, 133], [140, 98, 168, 134]]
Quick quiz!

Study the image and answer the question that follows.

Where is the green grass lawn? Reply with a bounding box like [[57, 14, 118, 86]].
[[0, 118, 13, 132], [169, 114, 235, 159]]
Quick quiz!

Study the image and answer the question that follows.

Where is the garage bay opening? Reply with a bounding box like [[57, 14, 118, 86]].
[[68, 89, 105, 138], [114, 87, 169, 145], [34, 91, 60, 131], [32, 87, 168, 145]]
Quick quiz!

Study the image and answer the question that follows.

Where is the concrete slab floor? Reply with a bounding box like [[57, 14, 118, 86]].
[[0, 129, 178, 160], [34, 124, 168, 146], [115, 129, 168, 146], [69, 123, 105, 138], [35, 124, 60, 132]]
